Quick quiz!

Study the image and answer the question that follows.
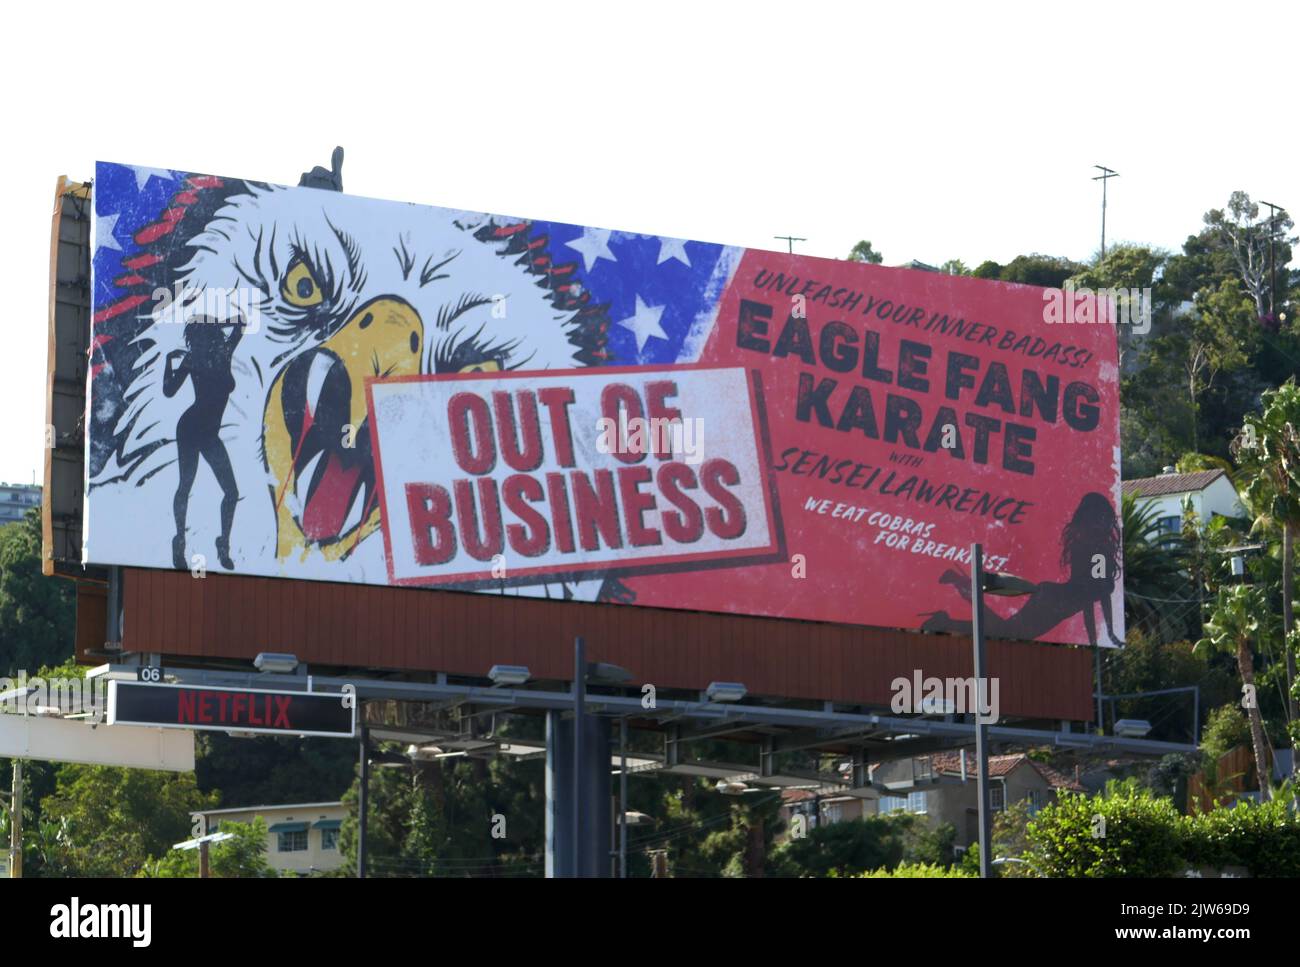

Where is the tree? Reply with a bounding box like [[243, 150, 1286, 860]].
[[0, 509, 75, 674], [1144, 279, 1254, 452], [39, 764, 217, 876], [336, 741, 545, 878], [846, 240, 883, 264], [769, 813, 920, 877], [1234, 379, 1300, 727], [193, 732, 355, 806], [1203, 192, 1296, 320], [939, 259, 969, 276], [1070, 244, 1169, 367], [697, 789, 784, 877], [138, 818, 275, 878], [1119, 492, 1189, 641], [1201, 703, 1253, 763], [1106, 629, 1235, 744], [996, 253, 1084, 288], [1197, 584, 1276, 800]]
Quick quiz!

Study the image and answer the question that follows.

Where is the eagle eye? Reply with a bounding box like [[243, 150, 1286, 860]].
[[281, 258, 325, 308]]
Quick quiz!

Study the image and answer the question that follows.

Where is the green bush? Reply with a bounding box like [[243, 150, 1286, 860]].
[[1184, 791, 1300, 877], [1024, 788, 1185, 877], [1200, 704, 1252, 762], [1019, 782, 1300, 877], [771, 814, 912, 877], [858, 862, 974, 878]]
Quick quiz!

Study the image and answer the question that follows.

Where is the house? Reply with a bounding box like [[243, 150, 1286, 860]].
[[192, 801, 347, 875], [0, 483, 40, 525], [780, 749, 1083, 848], [1121, 468, 1246, 538]]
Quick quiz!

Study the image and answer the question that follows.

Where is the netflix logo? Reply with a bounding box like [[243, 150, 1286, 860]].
[[108, 681, 355, 737], [177, 689, 293, 728], [368, 365, 782, 586]]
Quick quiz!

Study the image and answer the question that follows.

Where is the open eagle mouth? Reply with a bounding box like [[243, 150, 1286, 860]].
[[278, 347, 376, 545]]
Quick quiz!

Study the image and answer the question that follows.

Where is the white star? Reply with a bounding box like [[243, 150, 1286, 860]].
[[565, 228, 617, 271], [657, 236, 691, 267], [96, 212, 122, 253], [133, 165, 174, 190], [617, 296, 668, 352]]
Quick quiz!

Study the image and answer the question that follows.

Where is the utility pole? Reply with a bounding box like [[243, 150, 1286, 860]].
[[9, 760, 21, 878], [198, 813, 210, 879], [573, 636, 585, 878], [970, 546, 992, 879], [1093, 166, 1118, 261], [774, 235, 805, 254], [1261, 201, 1285, 320], [357, 723, 368, 879]]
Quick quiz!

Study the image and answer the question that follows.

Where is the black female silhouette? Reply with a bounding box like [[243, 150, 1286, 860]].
[[165, 318, 242, 571], [919, 492, 1123, 647]]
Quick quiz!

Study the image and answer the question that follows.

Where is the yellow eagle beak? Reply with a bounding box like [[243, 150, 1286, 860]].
[[263, 297, 424, 562]]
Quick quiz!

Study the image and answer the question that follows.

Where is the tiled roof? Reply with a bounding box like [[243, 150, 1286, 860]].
[[1121, 469, 1226, 498], [781, 789, 818, 802], [928, 751, 1084, 791]]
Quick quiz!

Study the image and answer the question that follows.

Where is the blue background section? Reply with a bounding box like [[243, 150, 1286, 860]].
[[93, 162, 183, 307], [93, 162, 732, 367], [529, 220, 729, 365]]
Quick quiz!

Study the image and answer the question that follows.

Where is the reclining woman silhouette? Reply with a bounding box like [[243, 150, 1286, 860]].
[[165, 317, 243, 571], [919, 492, 1123, 647]]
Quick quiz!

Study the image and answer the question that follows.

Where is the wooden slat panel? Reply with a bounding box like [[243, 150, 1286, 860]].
[[75, 582, 107, 663], [115, 567, 1096, 720]]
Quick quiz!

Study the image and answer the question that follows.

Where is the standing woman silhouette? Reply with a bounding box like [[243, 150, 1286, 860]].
[[165, 317, 243, 570]]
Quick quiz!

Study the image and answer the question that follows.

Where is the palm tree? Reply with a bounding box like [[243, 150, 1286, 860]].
[[1197, 584, 1275, 800], [1233, 380, 1300, 725], [1120, 491, 1189, 640]]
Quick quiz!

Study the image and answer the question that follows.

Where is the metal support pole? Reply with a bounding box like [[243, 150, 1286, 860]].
[[573, 636, 585, 878], [545, 706, 611, 877], [971, 543, 992, 879], [9, 760, 21, 879], [1096, 647, 1104, 734], [357, 723, 369, 879], [106, 566, 123, 650], [619, 717, 628, 879], [198, 813, 210, 879]]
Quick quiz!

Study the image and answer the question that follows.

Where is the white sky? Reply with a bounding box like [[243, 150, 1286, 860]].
[[0, 0, 1295, 485]]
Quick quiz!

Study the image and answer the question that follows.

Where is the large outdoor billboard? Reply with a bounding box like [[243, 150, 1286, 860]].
[[87, 161, 1122, 647]]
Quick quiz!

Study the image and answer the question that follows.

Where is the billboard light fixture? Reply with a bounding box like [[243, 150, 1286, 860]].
[[706, 682, 747, 703], [1114, 719, 1153, 739], [488, 664, 531, 686], [253, 652, 299, 674], [586, 662, 632, 685], [982, 572, 1034, 597]]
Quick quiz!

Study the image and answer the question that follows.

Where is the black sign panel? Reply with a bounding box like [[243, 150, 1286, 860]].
[[108, 681, 355, 738]]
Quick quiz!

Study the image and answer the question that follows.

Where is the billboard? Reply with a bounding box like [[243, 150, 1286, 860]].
[[87, 161, 1122, 647]]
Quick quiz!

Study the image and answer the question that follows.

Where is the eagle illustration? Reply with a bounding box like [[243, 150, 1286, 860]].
[[89, 162, 620, 601]]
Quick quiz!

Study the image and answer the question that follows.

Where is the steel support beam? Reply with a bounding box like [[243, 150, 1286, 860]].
[[89, 664, 1195, 757], [545, 710, 611, 878]]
